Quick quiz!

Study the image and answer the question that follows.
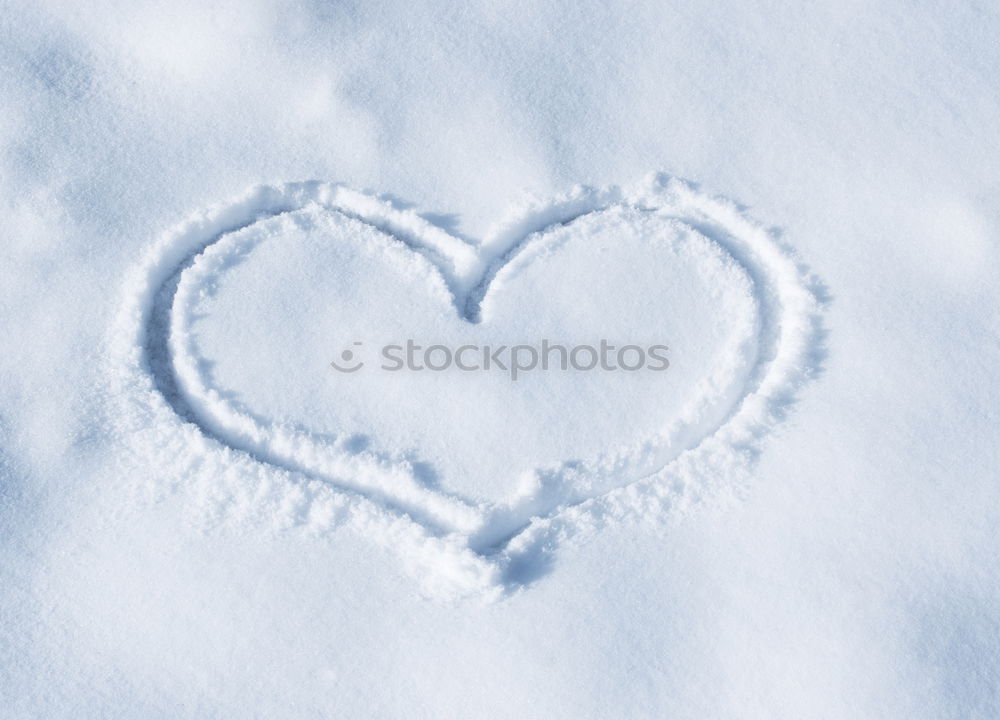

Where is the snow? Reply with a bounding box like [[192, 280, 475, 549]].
[[2, 0, 999, 717]]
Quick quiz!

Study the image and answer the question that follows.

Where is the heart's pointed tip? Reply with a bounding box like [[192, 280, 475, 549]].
[[408, 537, 509, 603]]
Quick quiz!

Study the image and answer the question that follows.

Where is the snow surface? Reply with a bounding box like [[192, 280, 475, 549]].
[[2, 0, 1000, 717]]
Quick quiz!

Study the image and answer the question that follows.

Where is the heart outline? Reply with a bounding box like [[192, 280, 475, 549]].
[[111, 174, 823, 599]]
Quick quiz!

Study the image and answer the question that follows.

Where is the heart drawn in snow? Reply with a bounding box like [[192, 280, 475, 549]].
[[114, 175, 822, 599]]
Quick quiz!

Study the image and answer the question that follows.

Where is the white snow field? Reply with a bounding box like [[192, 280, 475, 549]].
[[2, 1, 999, 718]]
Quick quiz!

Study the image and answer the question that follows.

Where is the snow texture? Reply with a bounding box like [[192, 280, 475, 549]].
[[2, 0, 999, 717]]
